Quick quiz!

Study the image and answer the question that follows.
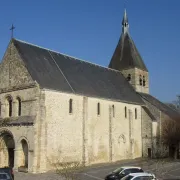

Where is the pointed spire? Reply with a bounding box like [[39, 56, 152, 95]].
[[122, 9, 129, 34]]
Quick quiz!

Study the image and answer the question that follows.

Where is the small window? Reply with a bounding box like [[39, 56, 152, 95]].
[[143, 76, 146, 87], [69, 99, 73, 114], [97, 103, 100, 115], [125, 106, 127, 118], [112, 105, 115, 117], [7, 96, 12, 117], [0, 102, 1, 117], [135, 108, 137, 119], [127, 74, 131, 82], [17, 97, 21, 116], [139, 75, 142, 86]]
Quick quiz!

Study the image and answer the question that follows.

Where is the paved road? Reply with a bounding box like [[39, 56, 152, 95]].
[[15, 159, 180, 180]]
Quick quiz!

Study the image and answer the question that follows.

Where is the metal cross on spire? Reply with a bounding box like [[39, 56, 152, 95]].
[[10, 24, 15, 39]]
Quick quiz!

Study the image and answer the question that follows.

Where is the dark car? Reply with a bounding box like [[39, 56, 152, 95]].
[[0, 167, 14, 180], [105, 166, 144, 180], [0, 172, 12, 180]]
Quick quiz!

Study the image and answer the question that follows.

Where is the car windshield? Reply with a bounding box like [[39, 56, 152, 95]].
[[113, 167, 124, 173]]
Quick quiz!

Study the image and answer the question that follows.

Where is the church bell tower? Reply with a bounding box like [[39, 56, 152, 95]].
[[109, 9, 149, 94]]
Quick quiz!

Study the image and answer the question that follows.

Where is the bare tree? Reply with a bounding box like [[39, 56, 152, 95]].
[[161, 117, 180, 159]]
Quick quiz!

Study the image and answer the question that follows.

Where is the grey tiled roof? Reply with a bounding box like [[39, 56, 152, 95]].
[[142, 106, 156, 121], [140, 93, 180, 120], [12, 39, 144, 105], [109, 33, 148, 71]]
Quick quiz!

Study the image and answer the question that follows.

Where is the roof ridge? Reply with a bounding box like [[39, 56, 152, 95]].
[[13, 38, 122, 74]]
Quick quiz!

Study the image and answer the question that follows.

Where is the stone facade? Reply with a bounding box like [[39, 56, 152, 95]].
[[44, 90, 142, 171], [121, 68, 149, 94], [141, 107, 153, 157], [0, 40, 143, 173]]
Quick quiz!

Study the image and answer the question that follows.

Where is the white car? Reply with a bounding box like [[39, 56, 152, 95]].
[[105, 166, 144, 180], [0, 172, 12, 180], [121, 172, 157, 180]]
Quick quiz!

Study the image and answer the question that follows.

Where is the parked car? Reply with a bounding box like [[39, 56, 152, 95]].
[[121, 173, 157, 180], [105, 166, 144, 180], [0, 172, 12, 180], [0, 167, 14, 180]]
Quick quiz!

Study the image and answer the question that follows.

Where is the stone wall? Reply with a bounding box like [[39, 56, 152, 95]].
[[141, 107, 153, 157], [44, 89, 142, 171], [0, 86, 40, 173], [0, 126, 34, 171], [121, 68, 149, 94], [44, 90, 84, 170], [135, 68, 149, 94], [0, 40, 44, 173], [0, 41, 34, 90], [0, 87, 39, 118]]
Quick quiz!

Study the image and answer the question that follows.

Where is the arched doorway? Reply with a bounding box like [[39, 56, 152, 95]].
[[0, 131, 15, 168], [21, 139, 28, 168]]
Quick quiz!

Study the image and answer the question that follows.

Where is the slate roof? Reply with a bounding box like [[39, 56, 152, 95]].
[[142, 106, 156, 121], [140, 93, 180, 120], [108, 33, 148, 71], [12, 38, 144, 105]]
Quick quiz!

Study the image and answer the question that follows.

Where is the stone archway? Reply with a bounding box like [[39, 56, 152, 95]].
[[21, 139, 28, 168], [18, 139, 29, 172], [0, 130, 15, 168]]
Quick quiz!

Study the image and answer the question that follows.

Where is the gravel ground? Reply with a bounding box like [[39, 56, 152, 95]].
[[14, 158, 180, 180], [14, 171, 63, 180]]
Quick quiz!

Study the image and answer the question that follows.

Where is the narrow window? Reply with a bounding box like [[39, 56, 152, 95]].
[[143, 76, 146, 87], [69, 99, 73, 114], [7, 96, 12, 117], [0, 102, 1, 117], [125, 106, 127, 118], [17, 97, 21, 116], [135, 108, 137, 119], [97, 103, 100, 115], [139, 75, 142, 86], [127, 74, 131, 82], [112, 105, 115, 117]]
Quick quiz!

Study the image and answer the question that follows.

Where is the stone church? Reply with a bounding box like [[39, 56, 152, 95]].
[[0, 9, 179, 173]]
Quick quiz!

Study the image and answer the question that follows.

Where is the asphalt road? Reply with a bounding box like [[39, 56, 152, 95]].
[[76, 159, 180, 180]]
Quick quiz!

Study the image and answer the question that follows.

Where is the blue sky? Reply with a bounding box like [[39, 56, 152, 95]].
[[0, 0, 179, 102]]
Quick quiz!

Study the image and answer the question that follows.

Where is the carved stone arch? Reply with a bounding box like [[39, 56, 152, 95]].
[[16, 96, 22, 116], [0, 128, 14, 139], [16, 95, 24, 101], [4, 95, 13, 117], [139, 75, 142, 86], [0, 128, 15, 167], [4, 94, 13, 101], [118, 134, 126, 144], [17, 136, 29, 169], [17, 136, 30, 150]]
